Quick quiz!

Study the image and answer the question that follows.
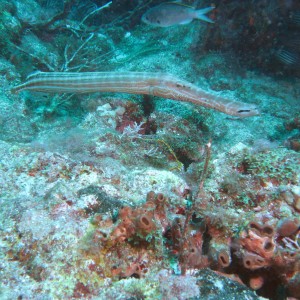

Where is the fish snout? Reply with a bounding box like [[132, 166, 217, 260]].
[[236, 105, 260, 117]]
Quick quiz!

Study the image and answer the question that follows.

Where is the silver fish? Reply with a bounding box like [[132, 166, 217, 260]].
[[142, 2, 214, 27]]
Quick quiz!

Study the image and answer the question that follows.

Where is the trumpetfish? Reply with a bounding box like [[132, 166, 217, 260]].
[[11, 72, 259, 117]]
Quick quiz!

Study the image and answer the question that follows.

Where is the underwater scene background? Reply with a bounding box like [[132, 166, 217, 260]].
[[0, 0, 300, 299]]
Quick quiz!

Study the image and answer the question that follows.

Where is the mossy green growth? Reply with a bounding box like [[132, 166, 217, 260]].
[[243, 148, 300, 184], [236, 192, 255, 207]]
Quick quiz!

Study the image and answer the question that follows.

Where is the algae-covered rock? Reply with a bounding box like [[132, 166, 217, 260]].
[[0, 2, 21, 56]]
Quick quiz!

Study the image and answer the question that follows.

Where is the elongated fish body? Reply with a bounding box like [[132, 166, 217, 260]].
[[142, 3, 214, 27], [11, 72, 259, 117]]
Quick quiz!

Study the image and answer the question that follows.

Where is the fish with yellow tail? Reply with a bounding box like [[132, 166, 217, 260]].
[[142, 2, 215, 27]]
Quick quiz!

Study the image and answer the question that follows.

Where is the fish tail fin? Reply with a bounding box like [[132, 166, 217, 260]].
[[195, 6, 215, 23]]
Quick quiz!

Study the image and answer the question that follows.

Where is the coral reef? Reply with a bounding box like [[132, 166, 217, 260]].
[[79, 188, 300, 299], [196, 0, 300, 77], [232, 220, 300, 298], [0, 0, 299, 299]]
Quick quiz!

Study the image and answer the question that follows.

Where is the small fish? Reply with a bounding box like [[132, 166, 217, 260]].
[[275, 48, 299, 65], [142, 2, 214, 27]]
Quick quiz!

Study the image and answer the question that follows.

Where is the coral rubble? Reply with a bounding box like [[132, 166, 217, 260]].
[[0, 0, 299, 299]]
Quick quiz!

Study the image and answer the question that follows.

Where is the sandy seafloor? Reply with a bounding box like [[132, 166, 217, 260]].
[[0, 4, 300, 300]]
